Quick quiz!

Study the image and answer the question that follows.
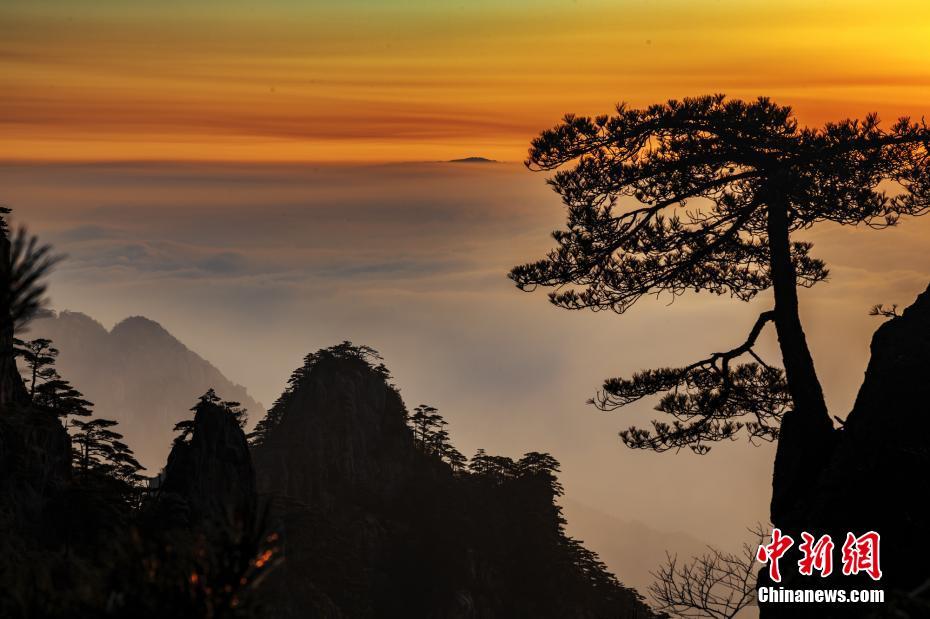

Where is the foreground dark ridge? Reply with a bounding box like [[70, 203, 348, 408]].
[[762, 283, 930, 618], [0, 335, 658, 617], [249, 343, 657, 617]]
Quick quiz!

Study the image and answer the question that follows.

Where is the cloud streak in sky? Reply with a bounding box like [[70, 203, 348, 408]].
[[3, 0, 930, 161]]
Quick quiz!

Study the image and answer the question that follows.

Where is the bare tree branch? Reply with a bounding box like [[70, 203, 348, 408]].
[[649, 525, 764, 619], [869, 303, 900, 318]]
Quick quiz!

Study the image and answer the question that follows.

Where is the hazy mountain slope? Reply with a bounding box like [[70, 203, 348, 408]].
[[561, 498, 709, 595], [27, 310, 264, 471]]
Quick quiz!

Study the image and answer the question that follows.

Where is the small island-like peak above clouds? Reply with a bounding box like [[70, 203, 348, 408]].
[[446, 156, 499, 163]]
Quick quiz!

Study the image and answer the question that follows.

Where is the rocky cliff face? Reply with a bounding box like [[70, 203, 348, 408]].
[[251, 353, 441, 617], [763, 284, 930, 617], [0, 403, 71, 527], [813, 285, 930, 594], [157, 399, 257, 530], [253, 355, 417, 510], [28, 311, 264, 472]]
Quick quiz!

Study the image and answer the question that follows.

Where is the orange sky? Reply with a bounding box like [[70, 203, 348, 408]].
[[3, 0, 930, 162]]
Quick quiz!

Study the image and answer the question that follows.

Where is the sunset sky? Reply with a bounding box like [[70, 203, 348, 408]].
[[3, 0, 930, 163], [4, 0, 930, 596]]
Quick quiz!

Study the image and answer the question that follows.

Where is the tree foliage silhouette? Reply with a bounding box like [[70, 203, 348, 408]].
[[406, 403, 467, 469], [1, 207, 63, 332], [71, 418, 143, 485], [13, 333, 143, 486], [510, 94, 930, 454], [15, 335, 94, 419], [1, 207, 62, 405], [15, 336, 58, 400], [35, 371, 94, 419]]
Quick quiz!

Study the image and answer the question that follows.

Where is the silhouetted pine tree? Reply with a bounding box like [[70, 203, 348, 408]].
[[14, 336, 57, 400], [175, 388, 247, 445], [517, 451, 565, 496], [15, 335, 94, 419], [71, 418, 143, 484], [469, 449, 517, 482], [35, 372, 93, 419], [510, 95, 930, 458], [405, 403, 468, 470], [409, 404, 444, 448]]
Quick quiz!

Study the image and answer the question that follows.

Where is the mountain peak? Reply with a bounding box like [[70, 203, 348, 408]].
[[27, 311, 265, 472], [111, 315, 172, 337], [447, 156, 498, 164], [49, 310, 109, 334], [249, 342, 656, 617]]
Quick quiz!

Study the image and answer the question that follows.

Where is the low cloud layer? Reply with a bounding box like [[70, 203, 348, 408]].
[[3, 160, 929, 589]]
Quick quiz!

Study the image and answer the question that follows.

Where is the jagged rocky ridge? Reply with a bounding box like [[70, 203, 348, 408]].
[[0, 335, 657, 618], [156, 394, 257, 531], [249, 344, 657, 618], [813, 284, 930, 587]]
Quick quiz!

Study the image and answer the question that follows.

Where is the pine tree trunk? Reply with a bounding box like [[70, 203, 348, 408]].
[[31, 358, 38, 400], [764, 180, 835, 528], [765, 185, 829, 420]]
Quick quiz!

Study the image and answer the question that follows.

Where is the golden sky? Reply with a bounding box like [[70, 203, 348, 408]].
[[3, 0, 930, 162]]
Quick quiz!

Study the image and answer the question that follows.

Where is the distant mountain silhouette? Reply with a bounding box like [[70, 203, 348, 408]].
[[447, 156, 498, 163], [27, 311, 263, 472]]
